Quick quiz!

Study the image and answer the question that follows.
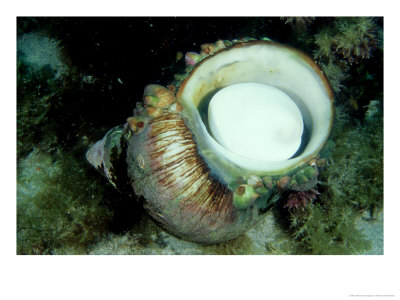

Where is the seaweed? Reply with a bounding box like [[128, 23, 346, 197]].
[[17, 149, 113, 254], [17, 59, 59, 158], [289, 203, 371, 254], [285, 104, 383, 254]]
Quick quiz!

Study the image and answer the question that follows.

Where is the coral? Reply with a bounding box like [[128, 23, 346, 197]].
[[314, 17, 379, 65], [281, 17, 316, 42], [314, 28, 336, 60], [17, 32, 68, 78], [17, 149, 113, 254], [364, 100, 382, 121], [312, 17, 382, 112], [334, 18, 378, 64]]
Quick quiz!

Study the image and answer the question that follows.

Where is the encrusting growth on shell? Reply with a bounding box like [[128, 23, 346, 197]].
[[168, 102, 183, 112], [127, 116, 148, 134], [185, 52, 202, 66], [143, 84, 176, 108], [146, 106, 162, 118], [233, 184, 259, 210]]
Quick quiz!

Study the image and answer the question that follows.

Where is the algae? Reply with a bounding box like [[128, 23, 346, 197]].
[[280, 103, 383, 254], [17, 149, 113, 254]]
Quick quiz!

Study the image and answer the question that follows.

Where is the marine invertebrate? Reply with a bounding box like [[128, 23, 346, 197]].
[[314, 18, 378, 65], [281, 17, 315, 30], [334, 18, 378, 64], [185, 52, 201, 66], [312, 17, 381, 114], [87, 40, 334, 244]]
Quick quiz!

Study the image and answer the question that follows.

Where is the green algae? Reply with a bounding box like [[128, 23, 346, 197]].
[[283, 103, 383, 254], [273, 17, 383, 254], [17, 149, 113, 254], [17, 60, 58, 158], [288, 203, 371, 254]]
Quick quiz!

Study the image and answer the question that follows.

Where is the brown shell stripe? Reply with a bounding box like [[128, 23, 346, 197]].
[[145, 113, 235, 225]]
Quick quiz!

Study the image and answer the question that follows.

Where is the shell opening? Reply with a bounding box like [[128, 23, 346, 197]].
[[177, 42, 333, 174]]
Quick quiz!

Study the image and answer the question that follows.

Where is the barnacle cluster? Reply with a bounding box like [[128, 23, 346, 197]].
[[173, 38, 257, 86]]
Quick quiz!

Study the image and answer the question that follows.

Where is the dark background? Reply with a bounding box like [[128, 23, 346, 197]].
[[17, 17, 314, 139]]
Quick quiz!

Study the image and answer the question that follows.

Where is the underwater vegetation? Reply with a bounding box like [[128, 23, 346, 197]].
[[281, 103, 383, 254], [16, 17, 383, 255], [17, 56, 60, 159], [313, 17, 383, 110], [17, 149, 113, 254], [17, 31, 83, 160], [274, 17, 383, 255]]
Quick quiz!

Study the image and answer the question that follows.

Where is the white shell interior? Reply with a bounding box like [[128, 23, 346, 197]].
[[178, 42, 333, 174], [208, 83, 304, 162]]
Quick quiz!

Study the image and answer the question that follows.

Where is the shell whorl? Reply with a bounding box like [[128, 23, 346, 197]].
[[127, 112, 254, 244]]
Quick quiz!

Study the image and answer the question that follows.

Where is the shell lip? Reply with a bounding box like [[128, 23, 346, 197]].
[[177, 40, 334, 103], [176, 40, 334, 176]]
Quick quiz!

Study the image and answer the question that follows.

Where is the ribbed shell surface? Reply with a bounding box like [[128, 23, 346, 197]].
[[127, 112, 262, 244]]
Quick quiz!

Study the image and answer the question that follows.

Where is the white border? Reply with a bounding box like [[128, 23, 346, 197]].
[[2, 2, 398, 300]]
